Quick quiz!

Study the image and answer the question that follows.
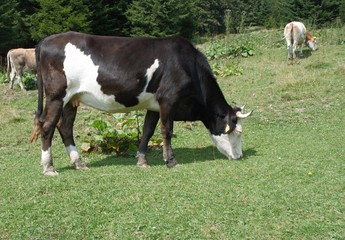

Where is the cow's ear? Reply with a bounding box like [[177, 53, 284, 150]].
[[224, 115, 237, 133], [225, 124, 231, 133]]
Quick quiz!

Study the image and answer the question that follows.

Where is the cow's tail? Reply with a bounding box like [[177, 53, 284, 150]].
[[30, 44, 44, 143], [6, 50, 12, 82]]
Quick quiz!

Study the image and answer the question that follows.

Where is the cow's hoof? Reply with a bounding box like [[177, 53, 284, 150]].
[[137, 162, 150, 168], [166, 158, 180, 168], [76, 165, 89, 171], [75, 161, 89, 170], [136, 153, 150, 168], [76, 164, 89, 170], [44, 170, 59, 176], [136, 159, 150, 168]]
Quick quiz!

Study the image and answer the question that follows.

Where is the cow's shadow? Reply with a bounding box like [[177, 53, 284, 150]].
[[299, 49, 312, 59], [59, 146, 257, 171]]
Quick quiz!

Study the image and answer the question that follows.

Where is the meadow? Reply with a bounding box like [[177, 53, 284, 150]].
[[0, 28, 344, 239]]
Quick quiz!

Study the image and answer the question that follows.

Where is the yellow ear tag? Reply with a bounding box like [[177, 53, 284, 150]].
[[225, 124, 231, 133]]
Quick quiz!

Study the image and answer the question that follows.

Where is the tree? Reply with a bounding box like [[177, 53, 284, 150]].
[[319, 0, 342, 25], [26, 0, 92, 41], [192, 0, 224, 35], [88, 0, 132, 36], [340, 0, 345, 23], [126, 0, 196, 38], [221, 0, 245, 33], [0, 0, 28, 55]]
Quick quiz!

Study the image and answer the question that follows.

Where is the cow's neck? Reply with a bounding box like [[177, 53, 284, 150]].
[[201, 77, 231, 134]]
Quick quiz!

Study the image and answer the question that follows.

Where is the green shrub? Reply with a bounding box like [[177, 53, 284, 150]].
[[203, 40, 254, 60], [22, 73, 37, 90], [0, 72, 37, 90], [0, 73, 7, 84], [80, 111, 162, 156]]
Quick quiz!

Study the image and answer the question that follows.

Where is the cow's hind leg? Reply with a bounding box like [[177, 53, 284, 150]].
[[292, 43, 298, 60], [288, 44, 293, 61], [40, 100, 64, 176], [137, 111, 160, 168], [57, 102, 88, 171], [8, 66, 16, 89]]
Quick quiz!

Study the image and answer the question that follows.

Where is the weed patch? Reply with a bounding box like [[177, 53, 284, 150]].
[[305, 61, 332, 70]]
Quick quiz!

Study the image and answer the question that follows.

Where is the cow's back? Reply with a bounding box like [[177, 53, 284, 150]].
[[36, 32, 209, 113], [9, 48, 36, 70], [284, 22, 307, 45]]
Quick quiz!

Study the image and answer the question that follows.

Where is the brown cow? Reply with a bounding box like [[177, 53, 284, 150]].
[[283, 21, 318, 60], [6, 48, 36, 90]]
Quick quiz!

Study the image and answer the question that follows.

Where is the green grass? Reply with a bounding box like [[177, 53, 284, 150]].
[[1, 28, 344, 239]]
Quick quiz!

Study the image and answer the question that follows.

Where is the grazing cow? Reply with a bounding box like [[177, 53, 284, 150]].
[[30, 31, 252, 176], [283, 21, 318, 60], [6, 48, 36, 90]]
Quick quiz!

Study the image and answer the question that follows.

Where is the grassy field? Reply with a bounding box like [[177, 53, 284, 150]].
[[0, 28, 344, 239]]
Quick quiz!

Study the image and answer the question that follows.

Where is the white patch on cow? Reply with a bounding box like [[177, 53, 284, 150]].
[[136, 59, 160, 111], [63, 43, 160, 112], [209, 130, 243, 160], [41, 148, 58, 176], [306, 40, 317, 51], [41, 148, 52, 166], [66, 145, 80, 164], [145, 59, 159, 83]]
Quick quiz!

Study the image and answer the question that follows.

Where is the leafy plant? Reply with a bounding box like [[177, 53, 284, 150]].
[[22, 72, 37, 90], [80, 111, 162, 156], [211, 62, 242, 77], [203, 40, 254, 60], [0, 72, 37, 90], [0, 73, 7, 84]]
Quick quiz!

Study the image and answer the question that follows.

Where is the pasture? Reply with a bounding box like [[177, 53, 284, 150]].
[[0, 28, 344, 239]]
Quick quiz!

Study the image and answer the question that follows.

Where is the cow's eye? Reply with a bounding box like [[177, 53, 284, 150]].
[[216, 113, 226, 119]]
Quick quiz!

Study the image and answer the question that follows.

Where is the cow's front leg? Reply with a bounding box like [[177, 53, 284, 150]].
[[17, 76, 26, 91], [159, 107, 179, 168], [299, 45, 304, 58], [16, 69, 26, 91], [137, 111, 160, 168], [58, 102, 88, 171]]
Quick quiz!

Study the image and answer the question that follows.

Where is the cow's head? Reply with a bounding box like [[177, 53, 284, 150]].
[[210, 106, 252, 160], [306, 37, 318, 51]]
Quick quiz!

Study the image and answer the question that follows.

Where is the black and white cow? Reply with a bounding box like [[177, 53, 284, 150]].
[[30, 31, 252, 176]]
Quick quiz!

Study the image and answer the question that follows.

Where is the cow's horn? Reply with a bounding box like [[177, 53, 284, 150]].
[[236, 110, 253, 119], [241, 105, 246, 111]]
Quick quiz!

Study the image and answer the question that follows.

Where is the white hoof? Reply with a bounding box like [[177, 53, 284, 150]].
[[75, 161, 89, 170], [76, 165, 89, 171], [44, 170, 59, 176]]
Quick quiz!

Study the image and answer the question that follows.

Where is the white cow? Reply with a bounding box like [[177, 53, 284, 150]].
[[6, 48, 36, 90], [284, 21, 318, 60]]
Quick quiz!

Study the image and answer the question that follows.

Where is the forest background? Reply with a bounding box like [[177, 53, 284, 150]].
[[1, 0, 345, 57]]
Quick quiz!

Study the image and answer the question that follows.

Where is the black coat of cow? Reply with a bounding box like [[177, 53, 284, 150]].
[[30, 31, 251, 176]]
